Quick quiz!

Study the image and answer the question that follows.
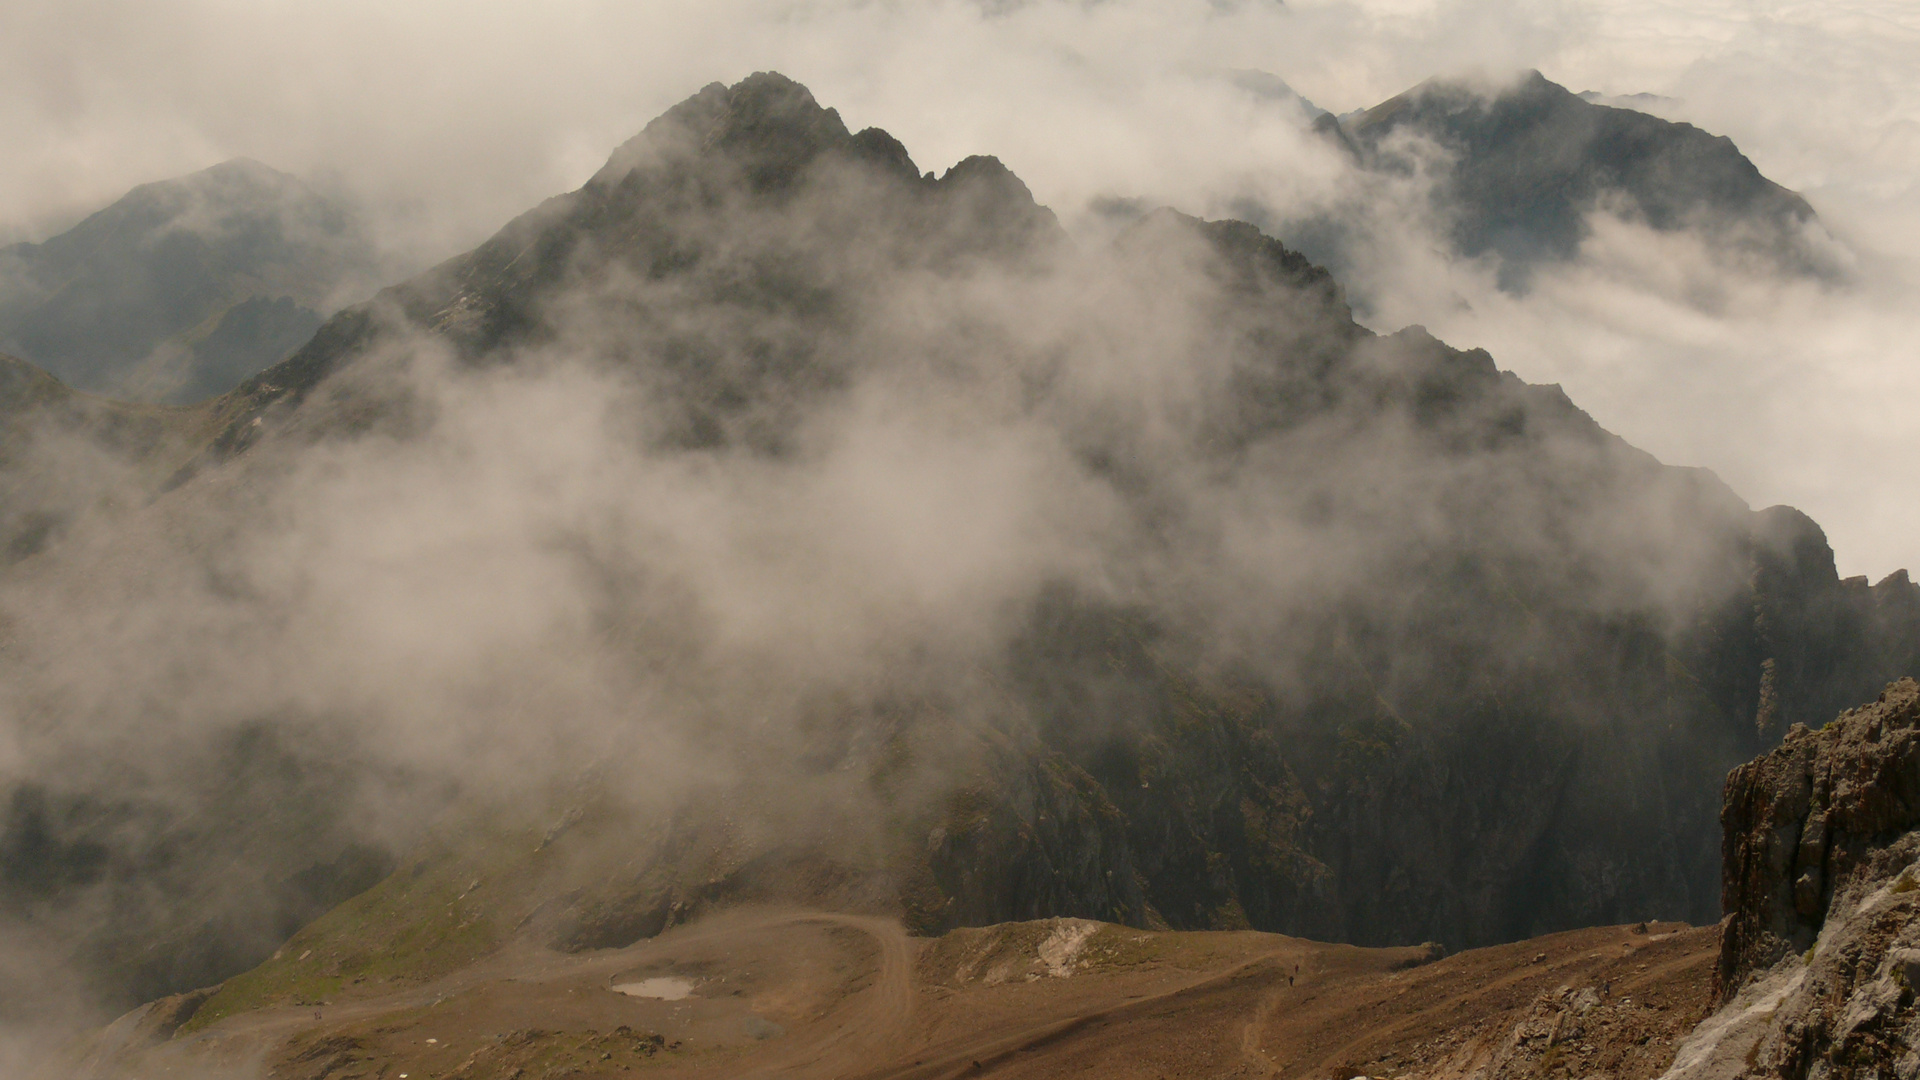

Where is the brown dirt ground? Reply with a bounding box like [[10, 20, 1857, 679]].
[[76, 908, 1718, 1080]]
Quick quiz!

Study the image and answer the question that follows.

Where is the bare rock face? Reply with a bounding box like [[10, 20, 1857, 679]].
[[1670, 679, 1920, 1080], [1719, 679, 1920, 992]]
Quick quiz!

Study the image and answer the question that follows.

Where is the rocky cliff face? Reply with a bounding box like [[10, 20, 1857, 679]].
[[1663, 679, 1920, 1080], [1721, 680, 1920, 994]]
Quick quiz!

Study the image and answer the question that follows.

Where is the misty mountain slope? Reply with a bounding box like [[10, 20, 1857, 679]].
[[1314, 71, 1838, 291], [0, 353, 433, 1015], [5, 71, 1918, 1028], [138, 295, 326, 406], [0, 159, 378, 403], [186, 70, 1914, 944], [0, 725, 427, 1014], [0, 350, 217, 563]]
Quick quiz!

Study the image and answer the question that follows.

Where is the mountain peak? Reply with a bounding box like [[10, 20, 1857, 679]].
[[12, 73, 1920, 1050], [111, 157, 320, 219], [591, 71, 852, 193], [715, 71, 840, 133], [199, 156, 298, 181]]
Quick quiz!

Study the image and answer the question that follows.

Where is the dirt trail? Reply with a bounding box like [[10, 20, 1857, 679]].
[[82, 911, 1720, 1080], [864, 951, 1304, 1080], [723, 912, 913, 1079]]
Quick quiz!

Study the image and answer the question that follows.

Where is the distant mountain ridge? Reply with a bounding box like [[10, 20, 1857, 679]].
[[1279, 70, 1839, 292], [0, 159, 380, 403]]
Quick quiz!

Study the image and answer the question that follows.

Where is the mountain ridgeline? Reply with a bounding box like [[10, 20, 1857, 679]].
[[0, 72, 1915, 1017]]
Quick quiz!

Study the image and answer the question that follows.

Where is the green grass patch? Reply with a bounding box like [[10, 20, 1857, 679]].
[[183, 817, 550, 1034]]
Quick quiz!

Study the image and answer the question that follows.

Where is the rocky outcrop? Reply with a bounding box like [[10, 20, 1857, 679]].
[[1668, 679, 1920, 1080], [1719, 679, 1920, 992]]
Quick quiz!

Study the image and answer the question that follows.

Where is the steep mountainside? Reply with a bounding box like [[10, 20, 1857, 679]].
[[2, 73, 1916, 1025], [0, 159, 378, 402], [1322, 71, 1835, 289]]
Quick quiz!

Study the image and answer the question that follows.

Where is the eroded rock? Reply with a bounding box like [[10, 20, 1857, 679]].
[[1676, 678, 1920, 1080]]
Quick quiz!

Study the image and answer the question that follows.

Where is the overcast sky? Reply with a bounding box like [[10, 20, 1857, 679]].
[[3, 0, 1916, 576]]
